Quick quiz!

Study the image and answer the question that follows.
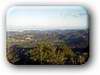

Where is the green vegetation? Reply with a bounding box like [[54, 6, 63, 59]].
[[6, 30, 89, 65]]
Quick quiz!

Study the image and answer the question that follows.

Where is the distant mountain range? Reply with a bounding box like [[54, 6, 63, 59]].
[[7, 29, 89, 52]]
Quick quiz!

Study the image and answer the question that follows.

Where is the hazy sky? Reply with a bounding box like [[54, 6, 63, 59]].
[[6, 6, 88, 31]]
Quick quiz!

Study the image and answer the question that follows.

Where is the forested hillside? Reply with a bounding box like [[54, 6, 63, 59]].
[[6, 30, 89, 65]]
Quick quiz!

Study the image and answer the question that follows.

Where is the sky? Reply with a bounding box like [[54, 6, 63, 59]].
[[6, 6, 88, 31]]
